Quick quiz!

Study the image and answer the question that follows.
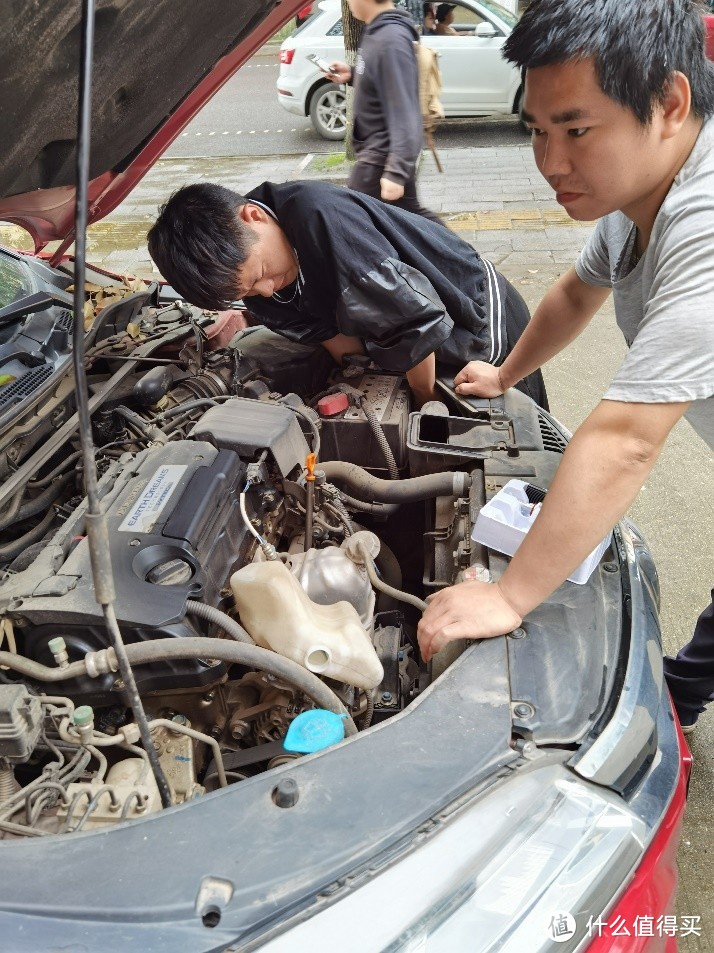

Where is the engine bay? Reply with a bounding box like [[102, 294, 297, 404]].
[[0, 253, 567, 839]]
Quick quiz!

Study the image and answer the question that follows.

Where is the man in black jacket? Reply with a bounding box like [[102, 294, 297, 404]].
[[328, 0, 439, 220], [147, 180, 547, 408]]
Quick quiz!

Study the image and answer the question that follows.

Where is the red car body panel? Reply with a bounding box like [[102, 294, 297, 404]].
[[586, 722, 692, 952]]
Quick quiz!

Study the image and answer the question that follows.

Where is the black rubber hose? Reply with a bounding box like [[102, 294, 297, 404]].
[[0, 474, 73, 532], [29, 451, 82, 489], [338, 492, 400, 517], [359, 399, 399, 480], [0, 508, 58, 563], [185, 600, 253, 644], [320, 462, 470, 503], [0, 489, 24, 527]]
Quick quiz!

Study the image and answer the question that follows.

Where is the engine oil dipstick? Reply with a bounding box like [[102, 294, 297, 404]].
[[305, 452, 316, 552]]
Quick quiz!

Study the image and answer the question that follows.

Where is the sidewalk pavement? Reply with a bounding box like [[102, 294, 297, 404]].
[[0, 141, 711, 942]]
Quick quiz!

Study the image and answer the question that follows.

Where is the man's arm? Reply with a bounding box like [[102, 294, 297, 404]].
[[454, 267, 611, 396], [323, 338, 437, 408], [320, 333, 364, 365], [417, 398, 691, 660], [406, 353, 437, 406], [379, 39, 423, 192]]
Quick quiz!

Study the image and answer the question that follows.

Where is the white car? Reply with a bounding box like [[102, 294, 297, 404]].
[[277, 0, 523, 139]]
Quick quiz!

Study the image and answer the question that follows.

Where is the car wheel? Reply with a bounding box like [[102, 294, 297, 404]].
[[309, 83, 346, 140]]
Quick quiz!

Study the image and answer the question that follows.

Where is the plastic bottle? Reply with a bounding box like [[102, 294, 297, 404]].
[[230, 560, 384, 690]]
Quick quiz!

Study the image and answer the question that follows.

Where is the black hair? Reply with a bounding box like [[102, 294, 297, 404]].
[[503, 0, 714, 123], [146, 183, 257, 311], [435, 3, 454, 22]]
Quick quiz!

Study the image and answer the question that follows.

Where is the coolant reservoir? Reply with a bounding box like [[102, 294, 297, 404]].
[[230, 560, 384, 690]]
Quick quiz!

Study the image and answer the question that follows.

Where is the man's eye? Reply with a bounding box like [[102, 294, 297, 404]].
[[568, 127, 588, 138], [530, 127, 545, 137]]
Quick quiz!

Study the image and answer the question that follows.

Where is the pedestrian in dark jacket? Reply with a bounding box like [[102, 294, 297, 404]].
[[147, 181, 547, 409], [328, 0, 440, 221]]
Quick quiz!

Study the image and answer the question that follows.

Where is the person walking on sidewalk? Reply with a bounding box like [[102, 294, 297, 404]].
[[328, 0, 440, 222], [146, 180, 547, 409], [417, 0, 714, 735]]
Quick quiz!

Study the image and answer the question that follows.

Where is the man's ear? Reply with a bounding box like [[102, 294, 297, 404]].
[[238, 203, 268, 227], [660, 71, 692, 139]]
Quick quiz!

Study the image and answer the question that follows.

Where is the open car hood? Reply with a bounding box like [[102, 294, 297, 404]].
[[0, 0, 304, 250]]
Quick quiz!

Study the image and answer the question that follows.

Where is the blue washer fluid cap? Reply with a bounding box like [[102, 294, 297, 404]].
[[284, 710, 347, 754]]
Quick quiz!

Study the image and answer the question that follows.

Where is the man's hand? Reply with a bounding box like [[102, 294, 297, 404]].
[[454, 361, 505, 397], [417, 581, 522, 661], [328, 61, 352, 83], [381, 177, 405, 201]]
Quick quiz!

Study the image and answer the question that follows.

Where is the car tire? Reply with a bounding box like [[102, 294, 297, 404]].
[[309, 82, 346, 140]]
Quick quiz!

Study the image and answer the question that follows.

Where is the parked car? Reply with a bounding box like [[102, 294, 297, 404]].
[[0, 0, 691, 951], [277, 0, 523, 139]]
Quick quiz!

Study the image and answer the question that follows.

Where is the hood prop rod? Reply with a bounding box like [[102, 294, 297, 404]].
[[72, 0, 171, 808]]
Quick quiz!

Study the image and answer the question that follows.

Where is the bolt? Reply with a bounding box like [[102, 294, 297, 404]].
[[513, 702, 534, 719], [511, 738, 536, 756], [381, 691, 393, 702], [129, 538, 141, 547], [230, 721, 249, 741]]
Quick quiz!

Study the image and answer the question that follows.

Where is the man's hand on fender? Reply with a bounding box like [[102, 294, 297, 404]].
[[454, 360, 506, 398], [381, 177, 405, 201], [417, 581, 522, 661]]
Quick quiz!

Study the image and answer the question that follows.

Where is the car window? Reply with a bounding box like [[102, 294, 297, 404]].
[[326, 17, 343, 36], [477, 0, 518, 27], [449, 5, 487, 29], [0, 254, 30, 308]]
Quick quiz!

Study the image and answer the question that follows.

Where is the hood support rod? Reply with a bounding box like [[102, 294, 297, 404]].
[[72, 0, 171, 808]]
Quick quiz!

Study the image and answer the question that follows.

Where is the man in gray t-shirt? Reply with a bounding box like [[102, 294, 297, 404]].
[[417, 0, 714, 733]]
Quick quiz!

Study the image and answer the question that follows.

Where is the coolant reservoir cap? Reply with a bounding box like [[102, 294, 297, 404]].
[[284, 710, 347, 754], [317, 393, 349, 417]]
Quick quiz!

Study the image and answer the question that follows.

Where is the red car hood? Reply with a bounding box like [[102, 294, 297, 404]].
[[0, 0, 305, 251]]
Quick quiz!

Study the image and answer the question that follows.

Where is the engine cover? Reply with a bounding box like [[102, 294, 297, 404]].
[[5, 441, 253, 696]]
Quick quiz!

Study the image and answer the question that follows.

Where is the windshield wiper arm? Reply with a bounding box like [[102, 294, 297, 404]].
[[0, 290, 73, 327]]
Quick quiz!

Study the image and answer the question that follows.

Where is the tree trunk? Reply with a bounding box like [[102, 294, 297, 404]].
[[341, 0, 363, 160]]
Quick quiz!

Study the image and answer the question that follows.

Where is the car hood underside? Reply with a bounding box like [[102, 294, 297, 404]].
[[0, 0, 302, 246]]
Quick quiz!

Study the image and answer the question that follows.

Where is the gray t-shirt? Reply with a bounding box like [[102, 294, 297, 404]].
[[575, 117, 714, 449]]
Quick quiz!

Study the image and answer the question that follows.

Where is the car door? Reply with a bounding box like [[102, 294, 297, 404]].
[[423, 0, 518, 114]]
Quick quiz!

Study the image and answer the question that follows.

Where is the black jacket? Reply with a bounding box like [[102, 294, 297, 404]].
[[243, 181, 509, 374], [351, 9, 422, 185]]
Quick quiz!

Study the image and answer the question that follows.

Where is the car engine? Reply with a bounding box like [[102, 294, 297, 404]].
[[0, 267, 561, 838]]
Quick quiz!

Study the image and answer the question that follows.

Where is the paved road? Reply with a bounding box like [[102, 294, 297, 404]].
[[165, 51, 528, 159]]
